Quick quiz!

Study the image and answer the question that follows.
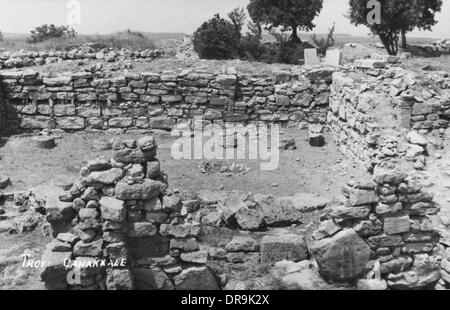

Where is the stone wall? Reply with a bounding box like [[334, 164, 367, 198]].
[[327, 63, 450, 171], [40, 136, 219, 290], [311, 167, 441, 289], [0, 82, 5, 135], [0, 47, 163, 70], [0, 67, 333, 134]]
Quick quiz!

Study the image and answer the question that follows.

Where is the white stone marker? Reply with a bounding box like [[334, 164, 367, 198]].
[[325, 49, 342, 66], [304, 48, 320, 66]]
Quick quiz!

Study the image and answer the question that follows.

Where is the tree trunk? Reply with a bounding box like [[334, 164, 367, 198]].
[[378, 31, 399, 56], [401, 30, 407, 49], [291, 24, 302, 44]]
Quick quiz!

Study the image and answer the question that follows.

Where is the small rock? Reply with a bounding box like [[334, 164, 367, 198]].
[[0, 175, 11, 189], [32, 136, 56, 149], [407, 132, 427, 146], [225, 236, 259, 252]]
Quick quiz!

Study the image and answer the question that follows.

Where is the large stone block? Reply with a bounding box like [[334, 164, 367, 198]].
[[106, 269, 133, 290], [127, 222, 157, 237], [73, 239, 103, 257], [132, 267, 174, 290], [100, 197, 126, 221], [173, 267, 219, 290], [384, 215, 411, 235], [344, 187, 379, 206], [114, 147, 156, 164], [115, 179, 165, 200], [40, 250, 72, 289], [88, 168, 124, 185], [20, 115, 53, 129], [309, 229, 371, 281], [56, 117, 85, 130], [260, 234, 308, 264], [128, 235, 170, 259], [149, 117, 176, 130]]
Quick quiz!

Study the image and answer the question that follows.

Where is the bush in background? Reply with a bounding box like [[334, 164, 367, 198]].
[[193, 14, 240, 60], [194, 7, 317, 65], [27, 24, 77, 43], [310, 23, 335, 55]]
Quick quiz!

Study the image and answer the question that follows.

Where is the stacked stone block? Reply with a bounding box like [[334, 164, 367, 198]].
[[0, 67, 333, 134], [40, 135, 219, 290], [328, 67, 450, 171], [311, 168, 441, 289], [0, 48, 163, 70]]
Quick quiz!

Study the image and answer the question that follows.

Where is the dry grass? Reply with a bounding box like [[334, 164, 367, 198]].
[[0, 31, 162, 52]]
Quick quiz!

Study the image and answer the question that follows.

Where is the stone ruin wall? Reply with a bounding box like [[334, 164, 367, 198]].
[[37, 134, 447, 290], [2, 58, 450, 289], [328, 64, 450, 171], [0, 48, 164, 70], [0, 67, 333, 134], [0, 83, 5, 135], [314, 167, 442, 289], [41, 136, 220, 290]]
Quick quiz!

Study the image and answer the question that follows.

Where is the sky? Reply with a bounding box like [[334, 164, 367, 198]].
[[0, 0, 449, 38]]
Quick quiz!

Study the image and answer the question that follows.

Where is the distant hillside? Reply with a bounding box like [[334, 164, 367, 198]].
[[260, 31, 437, 47]]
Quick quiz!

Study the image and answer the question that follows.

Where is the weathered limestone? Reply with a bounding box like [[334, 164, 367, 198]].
[[260, 234, 308, 264], [0, 66, 332, 134], [309, 229, 371, 281], [311, 170, 441, 289], [38, 136, 218, 290]]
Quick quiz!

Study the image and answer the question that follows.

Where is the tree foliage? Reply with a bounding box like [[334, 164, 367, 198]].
[[228, 7, 247, 39], [348, 0, 442, 55], [28, 24, 77, 43], [247, 0, 323, 43], [310, 23, 335, 55], [193, 14, 240, 59]]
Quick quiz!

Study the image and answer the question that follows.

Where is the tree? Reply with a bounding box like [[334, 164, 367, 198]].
[[399, 0, 442, 49], [27, 24, 77, 43], [310, 23, 336, 55], [247, 0, 323, 43], [348, 0, 442, 55], [193, 14, 240, 59], [228, 7, 247, 39]]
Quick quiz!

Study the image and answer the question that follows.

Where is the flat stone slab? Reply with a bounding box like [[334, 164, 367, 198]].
[[115, 179, 165, 200], [309, 229, 371, 281], [32, 136, 56, 149], [260, 233, 308, 264], [304, 48, 320, 66]]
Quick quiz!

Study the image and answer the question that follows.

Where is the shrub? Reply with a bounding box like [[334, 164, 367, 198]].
[[193, 14, 240, 60], [310, 23, 335, 55], [27, 24, 77, 43], [228, 7, 247, 39], [0, 31, 3, 42]]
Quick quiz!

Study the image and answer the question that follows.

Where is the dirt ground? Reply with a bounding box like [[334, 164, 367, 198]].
[[0, 127, 370, 290], [0, 128, 368, 200], [0, 227, 50, 290]]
